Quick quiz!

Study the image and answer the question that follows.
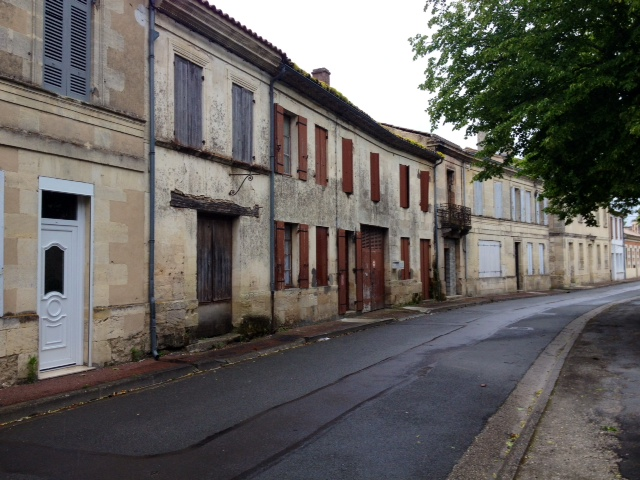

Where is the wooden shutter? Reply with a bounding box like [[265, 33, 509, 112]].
[[297, 116, 308, 181], [43, 0, 91, 100], [275, 221, 285, 290], [298, 224, 309, 288], [511, 187, 517, 220], [338, 229, 348, 314], [355, 231, 363, 310], [175, 56, 203, 149], [342, 138, 353, 194], [316, 227, 329, 286], [197, 217, 213, 302], [232, 84, 253, 163], [370, 153, 380, 202], [474, 181, 483, 215], [399, 164, 410, 208], [274, 104, 285, 174], [420, 171, 430, 212], [315, 126, 328, 186], [494, 182, 503, 218], [401, 237, 410, 280], [520, 189, 526, 222]]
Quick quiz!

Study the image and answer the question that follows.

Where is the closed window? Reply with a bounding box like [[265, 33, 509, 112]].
[[479, 240, 501, 277], [315, 126, 328, 186], [232, 84, 254, 163], [420, 170, 430, 212], [370, 153, 381, 202], [539, 244, 545, 275], [400, 237, 410, 280], [316, 226, 329, 286], [399, 164, 410, 208], [527, 243, 534, 275], [524, 191, 532, 222], [511, 187, 521, 221], [474, 181, 484, 215], [579, 243, 584, 270], [174, 56, 203, 149], [43, 0, 91, 100], [276, 222, 298, 289], [342, 138, 353, 194], [494, 182, 503, 218]]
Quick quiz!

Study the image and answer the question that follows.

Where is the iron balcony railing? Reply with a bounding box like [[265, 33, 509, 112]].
[[437, 203, 472, 232]]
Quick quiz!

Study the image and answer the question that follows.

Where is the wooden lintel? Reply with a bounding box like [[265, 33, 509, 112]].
[[170, 190, 260, 218]]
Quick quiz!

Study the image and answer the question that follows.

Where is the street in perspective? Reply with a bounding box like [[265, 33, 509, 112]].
[[1, 282, 638, 480]]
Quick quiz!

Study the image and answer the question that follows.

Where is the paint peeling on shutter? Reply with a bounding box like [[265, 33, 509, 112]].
[[355, 231, 363, 310], [175, 57, 203, 149], [232, 84, 253, 163], [399, 164, 409, 208], [370, 153, 380, 202], [298, 224, 309, 288], [342, 138, 353, 194], [275, 104, 285, 174], [275, 221, 285, 290], [297, 116, 308, 181], [420, 171, 430, 212]]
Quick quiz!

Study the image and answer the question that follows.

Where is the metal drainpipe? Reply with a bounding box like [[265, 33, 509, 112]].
[[269, 64, 286, 331], [148, 0, 159, 360], [462, 161, 468, 295], [433, 155, 444, 294]]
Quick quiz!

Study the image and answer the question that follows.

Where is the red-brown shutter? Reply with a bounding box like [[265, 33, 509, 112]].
[[370, 153, 380, 202], [298, 224, 309, 288], [355, 231, 363, 311], [274, 104, 285, 174], [401, 237, 410, 280], [315, 126, 328, 186], [338, 229, 348, 314], [400, 164, 410, 208], [316, 226, 329, 286], [298, 116, 308, 181], [420, 170, 430, 212], [342, 138, 353, 194], [275, 221, 285, 290]]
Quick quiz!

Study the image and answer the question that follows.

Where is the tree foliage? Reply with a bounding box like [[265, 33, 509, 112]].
[[411, 0, 640, 224]]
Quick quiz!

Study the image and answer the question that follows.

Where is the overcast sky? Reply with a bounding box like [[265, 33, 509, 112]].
[[206, 0, 476, 150]]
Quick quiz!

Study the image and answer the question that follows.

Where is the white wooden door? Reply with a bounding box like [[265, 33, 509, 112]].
[[39, 222, 83, 370]]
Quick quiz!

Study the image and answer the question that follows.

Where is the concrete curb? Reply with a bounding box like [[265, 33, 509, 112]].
[[446, 296, 639, 480]]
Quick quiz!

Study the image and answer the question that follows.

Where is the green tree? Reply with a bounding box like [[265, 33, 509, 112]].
[[411, 0, 640, 224]]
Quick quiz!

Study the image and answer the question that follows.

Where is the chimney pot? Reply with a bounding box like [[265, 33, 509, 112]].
[[311, 67, 331, 86]]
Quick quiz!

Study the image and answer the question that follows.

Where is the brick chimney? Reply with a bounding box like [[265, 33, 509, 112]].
[[311, 67, 331, 86]]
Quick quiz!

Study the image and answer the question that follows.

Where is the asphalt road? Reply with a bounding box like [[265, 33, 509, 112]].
[[1, 284, 639, 480]]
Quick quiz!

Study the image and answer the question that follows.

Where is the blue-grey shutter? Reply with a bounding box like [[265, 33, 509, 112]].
[[43, 0, 91, 100], [520, 189, 526, 222], [232, 84, 253, 163], [474, 181, 483, 215], [174, 56, 202, 149], [494, 182, 503, 218], [511, 187, 516, 220]]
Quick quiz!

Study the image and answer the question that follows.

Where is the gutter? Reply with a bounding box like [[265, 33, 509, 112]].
[[148, 0, 159, 360], [268, 64, 287, 331]]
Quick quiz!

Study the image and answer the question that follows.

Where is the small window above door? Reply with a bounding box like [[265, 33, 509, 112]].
[[42, 191, 77, 220]]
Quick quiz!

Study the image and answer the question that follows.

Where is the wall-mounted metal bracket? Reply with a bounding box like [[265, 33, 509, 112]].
[[229, 173, 260, 196]]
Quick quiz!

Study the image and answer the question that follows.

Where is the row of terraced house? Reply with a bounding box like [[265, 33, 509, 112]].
[[0, 0, 634, 385]]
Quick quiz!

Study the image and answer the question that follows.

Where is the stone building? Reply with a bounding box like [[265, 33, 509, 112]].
[[625, 221, 640, 279], [382, 126, 551, 297], [0, 0, 149, 384], [150, 0, 439, 348], [548, 210, 611, 288], [610, 214, 626, 281]]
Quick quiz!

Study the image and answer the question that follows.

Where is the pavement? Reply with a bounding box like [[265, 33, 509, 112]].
[[0, 282, 638, 479]]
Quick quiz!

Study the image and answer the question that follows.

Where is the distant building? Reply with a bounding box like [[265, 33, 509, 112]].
[[624, 221, 640, 279]]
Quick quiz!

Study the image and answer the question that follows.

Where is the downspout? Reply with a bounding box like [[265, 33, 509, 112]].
[[269, 64, 287, 331], [462, 161, 468, 295], [433, 154, 444, 295], [148, 0, 159, 360]]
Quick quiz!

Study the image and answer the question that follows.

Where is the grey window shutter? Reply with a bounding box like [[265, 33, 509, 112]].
[[43, 0, 91, 100], [67, 0, 91, 99], [511, 187, 516, 220], [474, 181, 483, 215], [232, 84, 253, 163], [174, 56, 202, 149], [43, 0, 66, 95]]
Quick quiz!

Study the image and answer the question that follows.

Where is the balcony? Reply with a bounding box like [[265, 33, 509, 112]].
[[437, 203, 472, 238]]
